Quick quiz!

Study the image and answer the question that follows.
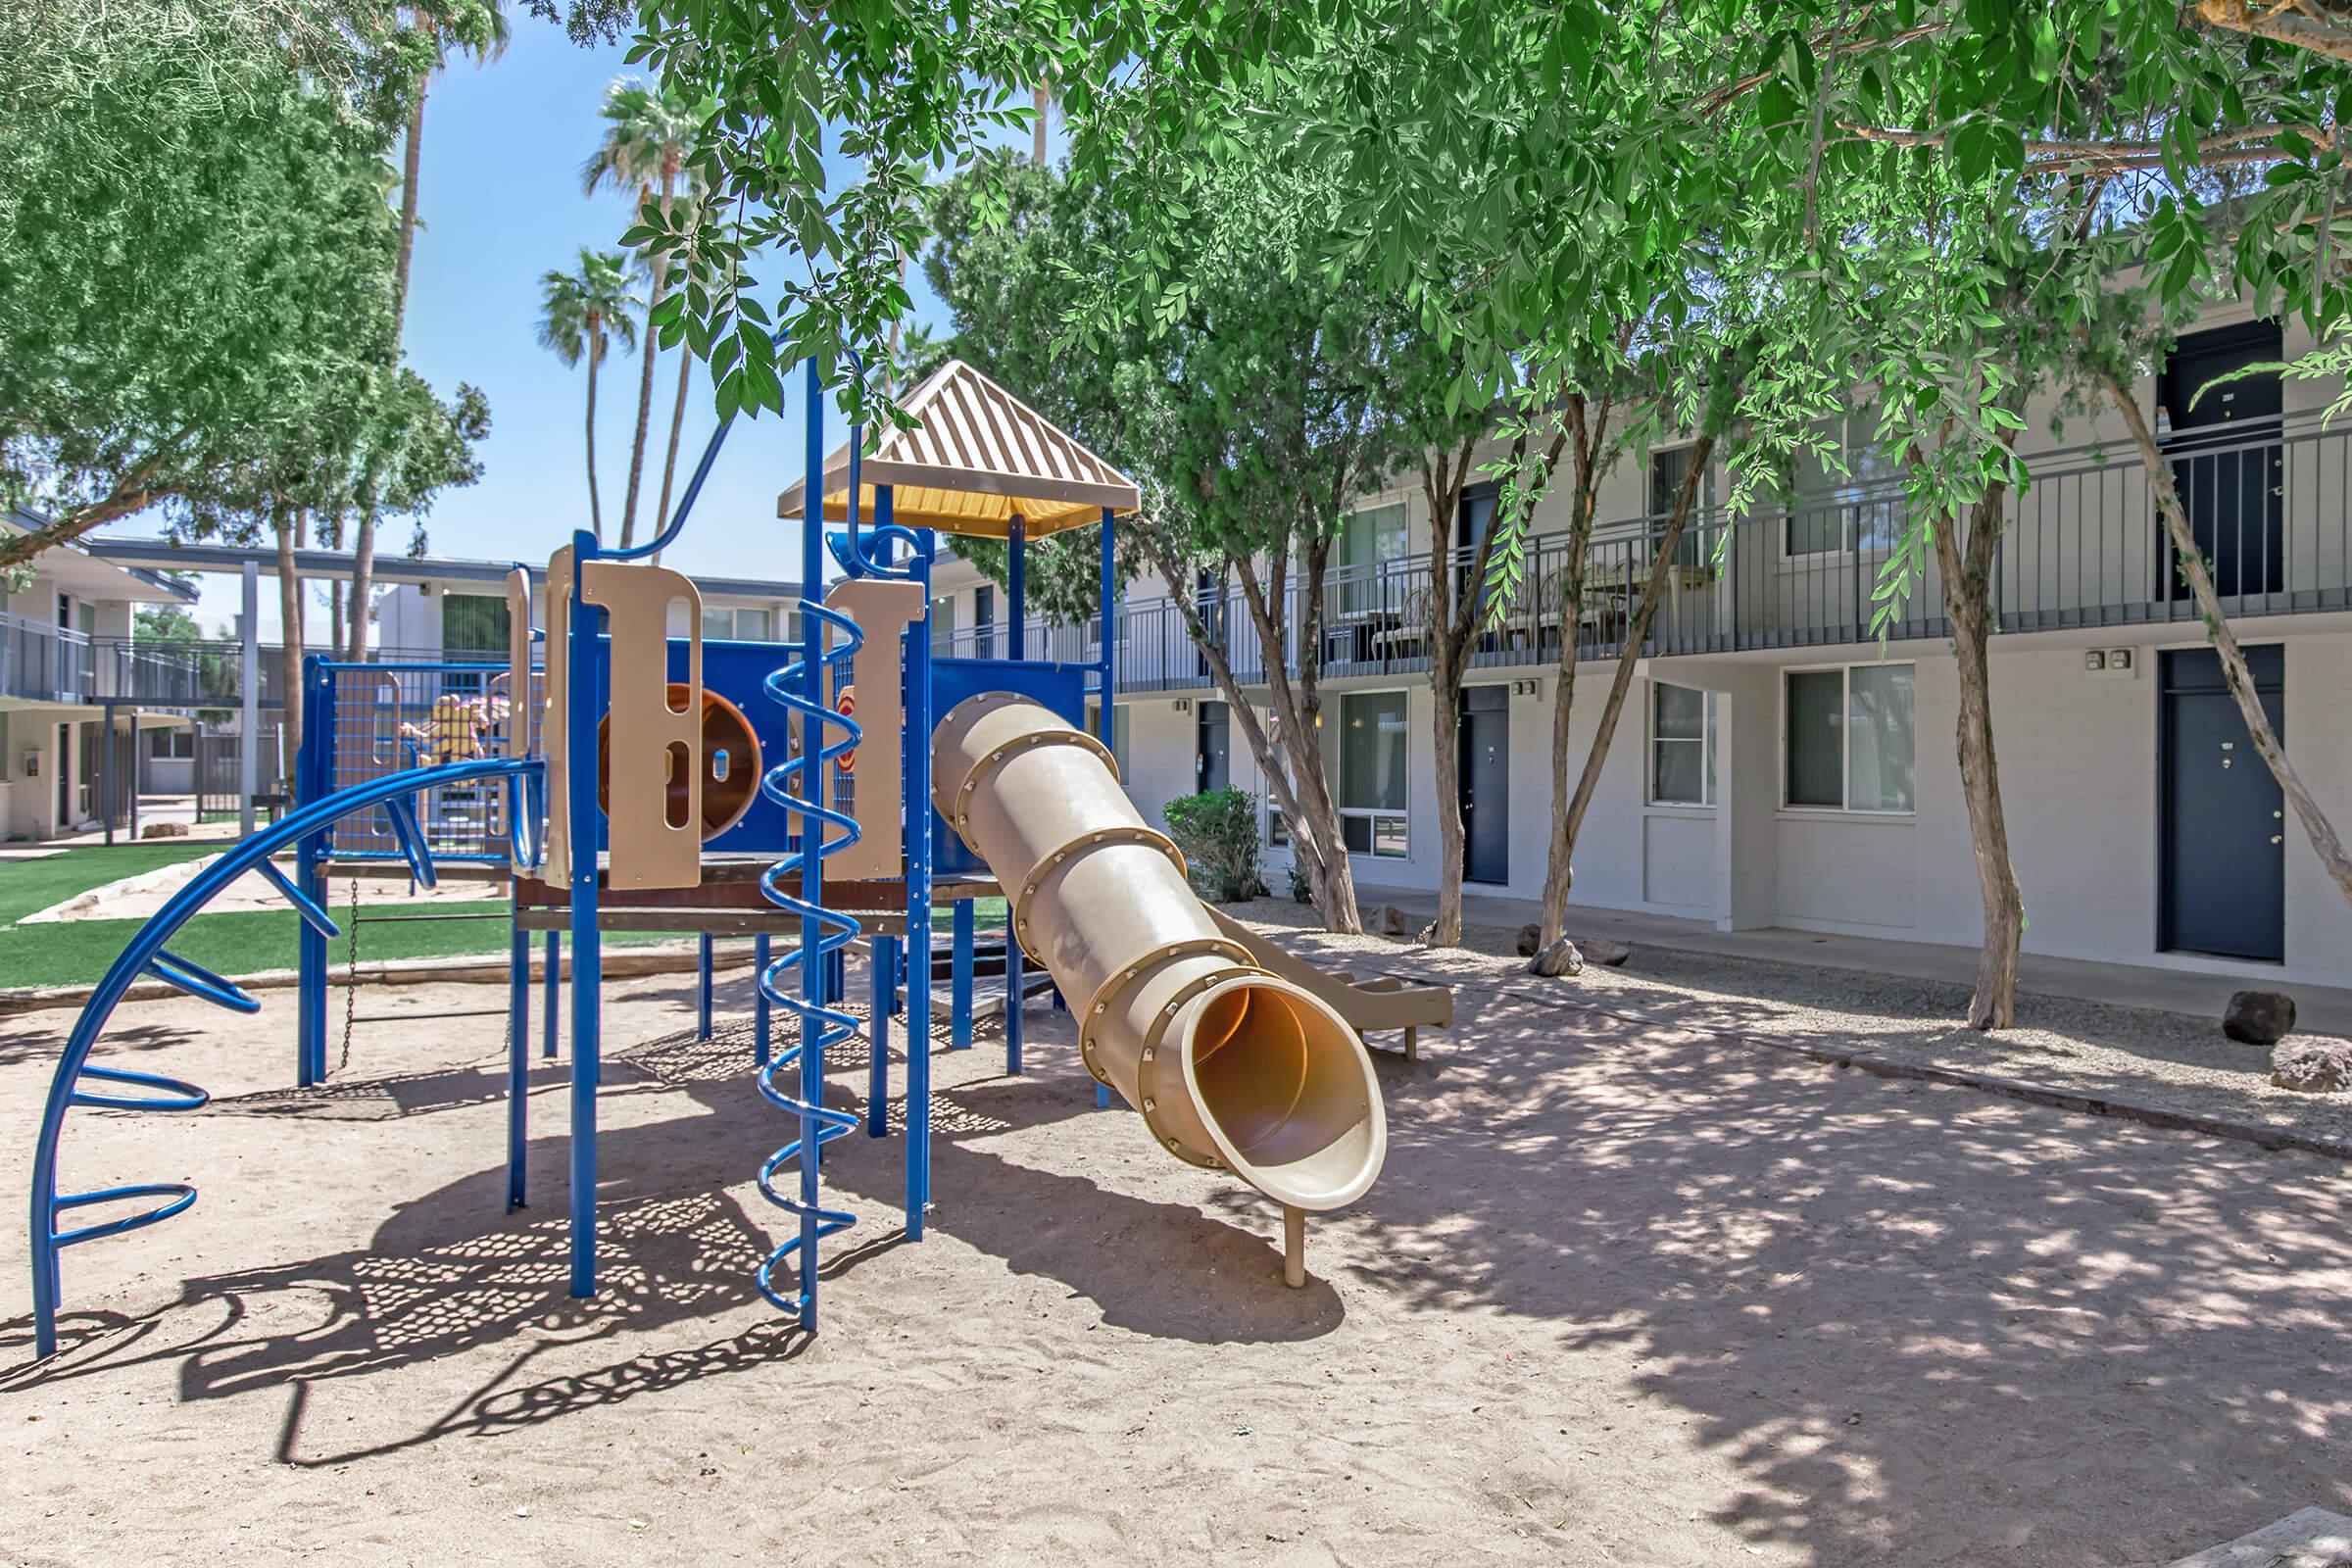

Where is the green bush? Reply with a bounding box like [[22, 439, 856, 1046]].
[[1162, 788, 1268, 904], [1286, 856, 1312, 905]]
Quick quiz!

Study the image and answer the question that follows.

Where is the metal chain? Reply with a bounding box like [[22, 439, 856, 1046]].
[[340, 873, 359, 1072]]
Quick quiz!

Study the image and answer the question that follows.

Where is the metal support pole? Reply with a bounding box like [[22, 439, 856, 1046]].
[[754, 931, 771, 1067], [697, 931, 714, 1041], [952, 897, 974, 1050], [566, 532, 603, 1299], [99, 704, 115, 848], [542, 931, 560, 1059], [1097, 506, 1116, 1110], [238, 561, 260, 838], [866, 935, 892, 1137], [507, 909, 528, 1210], [795, 356, 827, 1330], [1005, 517, 1026, 1074], [906, 514, 934, 1236], [296, 658, 328, 1088]]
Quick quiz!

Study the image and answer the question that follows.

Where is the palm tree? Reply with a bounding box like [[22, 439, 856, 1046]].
[[582, 78, 706, 550], [537, 249, 639, 539], [394, 0, 511, 330], [648, 191, 710, 558]]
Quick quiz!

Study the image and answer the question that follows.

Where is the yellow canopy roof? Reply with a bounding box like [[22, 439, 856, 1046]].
[[776, 358, 1140, 539]]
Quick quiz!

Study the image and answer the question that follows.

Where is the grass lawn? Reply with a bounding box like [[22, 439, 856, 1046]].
[[0, 843, 220, 926], [0, 845, 1013, 990]]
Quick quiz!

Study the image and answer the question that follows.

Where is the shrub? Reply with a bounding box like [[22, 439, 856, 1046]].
[[1286, 856, 1312, 905], [1162, 788, 1268, 904]]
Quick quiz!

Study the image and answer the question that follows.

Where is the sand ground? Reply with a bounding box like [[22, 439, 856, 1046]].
[[2, 947, 2350, 1566]]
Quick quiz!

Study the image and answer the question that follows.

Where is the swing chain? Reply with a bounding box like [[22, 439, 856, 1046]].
[[340, 872, 359, 1072]]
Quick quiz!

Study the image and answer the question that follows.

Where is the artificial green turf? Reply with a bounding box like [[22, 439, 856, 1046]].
[[0, 845, 1016, 990], [0, 843, 220, 926]]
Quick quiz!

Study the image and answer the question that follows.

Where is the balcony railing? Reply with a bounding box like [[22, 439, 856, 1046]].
[[1043, 412, 2352, 692]]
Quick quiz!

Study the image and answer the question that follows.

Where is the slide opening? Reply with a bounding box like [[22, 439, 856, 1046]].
[[1184, 980, 1383, 1210]]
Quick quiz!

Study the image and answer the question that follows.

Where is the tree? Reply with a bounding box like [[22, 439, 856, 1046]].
[[537, 250, 638, 541], [391, 1, 510, 327], [584, 77, 708, 549], [920, 154, 1442, 932], [0, 0, 414, 567]]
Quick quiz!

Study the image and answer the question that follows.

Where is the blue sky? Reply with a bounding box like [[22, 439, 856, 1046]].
[[140, 21, 960, 638]]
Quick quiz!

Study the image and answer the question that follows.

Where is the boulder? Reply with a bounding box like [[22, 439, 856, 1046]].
[[2270, 1039, 2352, 1094], [2225, 990, 2297, 1045], [1528, 937, 1585, 978], [1370, 904, 1408, 938], [140, 821, 189, 839], [1583, 937, 1632, 968], [1515, 922, 1542, 957]]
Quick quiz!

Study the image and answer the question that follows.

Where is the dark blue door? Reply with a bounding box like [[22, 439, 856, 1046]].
[[1458, 684, 1509, 884], [2161, 645, 2284, 960], [1196, 700, 1230, 793]]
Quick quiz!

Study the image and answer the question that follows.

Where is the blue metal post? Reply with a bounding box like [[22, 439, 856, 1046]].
[[754, 931, 771, 1066], [566, 531, 604, 1299], [507, 909, 528, 1209], [906, 519, 935, 1235], [1096, 506, 1116, 1110], [1004, 515, 1026, 1075], [542, 931, 560, 1058], [951, 897, 974, 1050], [697, 932, 714, 1041], [865, 935, 892, 1136], [796, 356, 827, 1328], [295, 658, 330, 1088]]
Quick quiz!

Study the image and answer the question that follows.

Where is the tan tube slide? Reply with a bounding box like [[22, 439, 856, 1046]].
[[933, 693, 1387, 1212]]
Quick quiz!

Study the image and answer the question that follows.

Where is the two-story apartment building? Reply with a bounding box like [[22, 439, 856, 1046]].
[[1, 510, 206, 840], [943, 305, 2352, 990]]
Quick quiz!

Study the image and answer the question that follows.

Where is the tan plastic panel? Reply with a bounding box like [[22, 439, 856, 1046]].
[[932, 693, 1388, 1212], [582, 561, 703, 892], [825, 579, 925, 880], [543, 546, 575, 881]]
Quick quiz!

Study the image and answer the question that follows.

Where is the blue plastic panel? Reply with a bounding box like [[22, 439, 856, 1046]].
[[929, 658, 1087, 880]]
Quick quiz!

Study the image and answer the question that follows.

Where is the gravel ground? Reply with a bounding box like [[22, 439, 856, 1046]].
[[1221, 898, 2352, 1150]]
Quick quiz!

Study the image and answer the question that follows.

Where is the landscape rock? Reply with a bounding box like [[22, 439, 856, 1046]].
[[1415, 920, 1440, 948], [2224, 990, 2297, 1045], [1583, 937, 1632, 967], [1371, 904, 1407, 938], [2269, 1038, 2352, 1094], [1515, 922, 1542, 957], [140, 821, 189, 839], [1527, 937, 1584, 978]]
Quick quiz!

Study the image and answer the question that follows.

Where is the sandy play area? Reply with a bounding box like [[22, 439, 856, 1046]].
[[3, 938, 2351, 1565]]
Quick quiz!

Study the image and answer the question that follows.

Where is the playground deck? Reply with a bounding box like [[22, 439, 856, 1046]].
[[6, 952, 2351, 1565]]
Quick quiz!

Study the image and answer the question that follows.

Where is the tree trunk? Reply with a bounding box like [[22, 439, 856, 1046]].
[[1033, 80, 1051, 165], [1935, 490, 2025, 1030], [1430, 641, 1466, 945], [395, 78, 427, 334], [2106, 370, 2352, 907], [347, 499, 377, 662], [584, 324, 605, 538], [617, 169, 675, 550], [275, 506, 305, 788], [1558, 433, 1719, 881], [0, 449, 182, 566], [651, 332, 694, 565]]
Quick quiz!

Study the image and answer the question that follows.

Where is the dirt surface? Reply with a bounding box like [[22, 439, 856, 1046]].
[[1225, 898, 2352, 1149], [3, 942, 2351, 1565]]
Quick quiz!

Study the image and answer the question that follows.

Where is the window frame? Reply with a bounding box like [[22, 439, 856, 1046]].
[[1779, 660, 1918, 816], [1335, 688, 1410, 858], [1646, 680, 1715, 808]]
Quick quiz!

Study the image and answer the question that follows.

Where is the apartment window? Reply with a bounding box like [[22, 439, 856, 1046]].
[[1339, 501, 1408, 615], [1649, 682, 1715, 806], [146, 727, 194, 760], [440, 592, 512, 656], [1649, 446, 1716, 569], [931, 594, 957, 656], [703, 606, 774, 642], [1338, 690, 1409, 856], [1784, 408, 1904, 556], [1785, 662, 1915, 811]]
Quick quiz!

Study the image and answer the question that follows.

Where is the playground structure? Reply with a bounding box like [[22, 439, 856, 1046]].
[[24, 357, 1451, 1359]]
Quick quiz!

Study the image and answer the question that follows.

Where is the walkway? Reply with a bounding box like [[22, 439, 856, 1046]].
[[1356, 882, 2352, 1037]]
